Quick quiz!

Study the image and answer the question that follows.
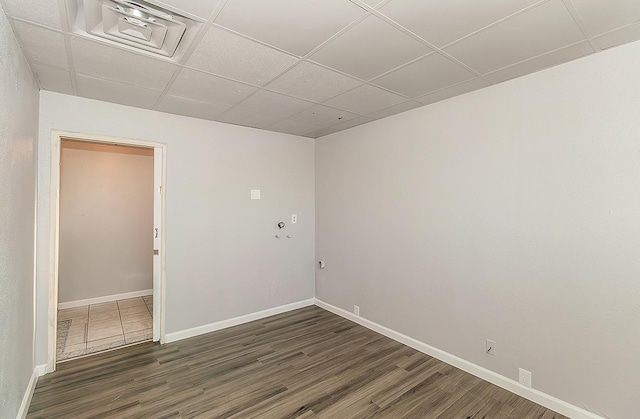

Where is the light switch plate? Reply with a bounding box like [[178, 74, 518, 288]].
[[250, 189, 261, 200]]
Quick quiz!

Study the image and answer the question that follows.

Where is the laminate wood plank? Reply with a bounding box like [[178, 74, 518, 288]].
[[28, 306, 568, 419]]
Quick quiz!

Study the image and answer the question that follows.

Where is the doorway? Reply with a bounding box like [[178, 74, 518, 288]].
[[48, 131, 166, 370]]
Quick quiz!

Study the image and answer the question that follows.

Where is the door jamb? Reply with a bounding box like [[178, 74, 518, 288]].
[[47, 130, 167, 373]]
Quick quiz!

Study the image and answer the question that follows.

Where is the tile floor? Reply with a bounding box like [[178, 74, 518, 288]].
[[57, 296, 153, 361]]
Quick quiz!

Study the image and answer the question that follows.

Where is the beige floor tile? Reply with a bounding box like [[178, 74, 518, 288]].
[[59, 343, 86, 360], [58, 306, 89, 321], [86, 335, 126, 353], [120, 311, 151, 324], [119, 305, 149, 316], [87, 324, 123, 341], [124, 329, 152, 344], [90, 301, 119, 313], [117, 298, 146, 308], [123, 318, 153, 334], [88, 318, 122, 330], [89, 310, 120, 322]]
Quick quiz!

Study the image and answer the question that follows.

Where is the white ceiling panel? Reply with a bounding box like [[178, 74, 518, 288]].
[[148, 0, 222, 20], [310, 15, 431, 80], [266, 61, 361, 102], [445, 0, 585, 74], [167, 68, 257, 106], [291, 104, 359, 127], [32, 64, 73, 94], [485, 42, 594, 83], [156, 95, 229, 120], [236, 90, 315, 118], [2, 0, 62, 29], [571, 0, 640, 36], [373, 53, 476, 97], [187, 26, 298, 86], [12, 21, 68, 69], [268, 119, 324, 137], [76, 75, 162, 109], [379, 0, 541, 47], [594, 23, 640, 50], [71, 37, 177, 91], [307, 126, 339, 138], [324, 84, 406, 115], [367, 100, 423, 119], [416, 78, 490, 106], [214, 0, 366, 56], [216, 108, 283, 129], [331, 116, 374, 131]]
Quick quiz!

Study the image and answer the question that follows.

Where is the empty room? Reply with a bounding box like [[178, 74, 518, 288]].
[[1, 0, 638, 418]]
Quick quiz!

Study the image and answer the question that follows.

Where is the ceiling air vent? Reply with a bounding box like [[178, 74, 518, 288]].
[[68, 0, 202, 60]]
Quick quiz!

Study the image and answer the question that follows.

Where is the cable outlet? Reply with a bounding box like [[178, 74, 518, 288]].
[[486, 339, 496, 356], [354, 305, 360, 316], [519, 368, 532, 388]]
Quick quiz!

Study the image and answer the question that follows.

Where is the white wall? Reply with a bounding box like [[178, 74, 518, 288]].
[[58, 141, 153, 303], [316, 41, 640, 419], [0, 6, 39, 419], [36, 92, 315, 365]]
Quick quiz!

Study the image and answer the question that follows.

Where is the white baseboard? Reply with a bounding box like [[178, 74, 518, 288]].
[[165, 299, 315, 343], [58, 289, 153, 310], [17, 367, 38, 419], [314, 299, 603, 419], [35, 364, 47, 377]]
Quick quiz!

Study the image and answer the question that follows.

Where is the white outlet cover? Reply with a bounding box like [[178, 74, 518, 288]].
[[486, 339, 496, 356], [292, 214, 297, 223], [250, 189, 261, 200], [519, 368, 532, 388]]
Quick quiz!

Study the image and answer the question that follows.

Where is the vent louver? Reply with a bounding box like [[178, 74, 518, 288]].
[[69, 0, 201, 59]]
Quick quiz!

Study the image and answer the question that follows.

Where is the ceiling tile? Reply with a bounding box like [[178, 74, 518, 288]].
[[594, 22, 640, 50], [485, 42, 594, 83], [444, 0, 585, 74], [156, 95, 229, 120], [12, 21, 68, 69], [571, 0, 640, 36], [167, 68, 257, 106], [291, 104, 359, 127], [187, 26, 298, 86], [268, 119, 324, 136], [324, 84, 406, 115], [214, 0, 366, 56], [373, 53, 476, 97], [216, 108, 282, 129], [76, 75, 162, 109], [331, 116, 374, 131], [367, 100, 423, 119], [415, 78, 490, 105], [309, 15, 431, 80], [32, 64, 73, 94], [149, 0, 222, 20], [266, 61, 361, 102], [308, 126, 340, 138], [379, 0, 540, 47], [2, 0, 62, 29], [236, 90, 315, 118], [71, 37, 177, 91]]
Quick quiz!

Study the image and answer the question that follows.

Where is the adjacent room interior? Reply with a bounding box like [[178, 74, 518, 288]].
[[2, 0, 639, 418], [56, 140, 155, 361]]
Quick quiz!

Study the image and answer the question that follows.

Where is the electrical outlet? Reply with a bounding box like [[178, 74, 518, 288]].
[[354, 305, 360, 316], [291, 214, 297, 224], [486, 339, 496, 356], [519, 368, 532, 388]]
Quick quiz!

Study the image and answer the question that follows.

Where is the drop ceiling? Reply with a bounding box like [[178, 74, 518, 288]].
[[3, 0, 640, 138]]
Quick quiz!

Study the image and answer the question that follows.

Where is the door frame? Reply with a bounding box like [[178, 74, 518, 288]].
[[47, 130, 167, 372]]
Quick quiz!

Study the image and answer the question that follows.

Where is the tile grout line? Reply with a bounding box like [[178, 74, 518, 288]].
[[116, 300, 126, 346]]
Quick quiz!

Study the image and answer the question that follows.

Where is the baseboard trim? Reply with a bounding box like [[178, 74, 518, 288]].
[[17, 367, 38, 419], [58, 289, 153, 310], [314, 298, 602, 419], [165, 299, 315, 343], [35, 364, 47, 377]]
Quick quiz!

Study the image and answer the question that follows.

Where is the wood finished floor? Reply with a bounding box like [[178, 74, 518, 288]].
[[28, 306, 567, 418]]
